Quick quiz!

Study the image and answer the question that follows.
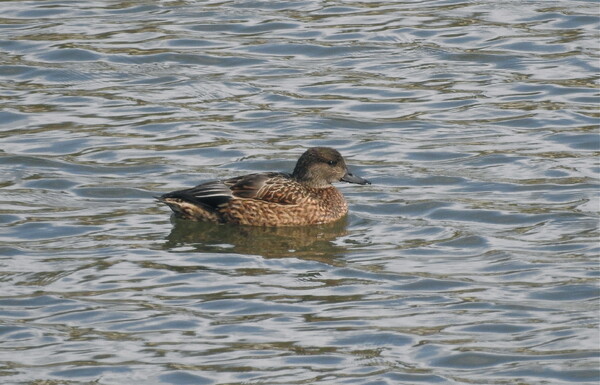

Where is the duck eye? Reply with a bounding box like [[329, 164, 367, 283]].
[[327, 160, 337, 166]]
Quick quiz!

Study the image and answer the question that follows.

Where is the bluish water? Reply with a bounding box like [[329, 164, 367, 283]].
[[0, 1, 598, 384]]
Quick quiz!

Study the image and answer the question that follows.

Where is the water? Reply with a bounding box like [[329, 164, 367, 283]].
[[0, 1, 598, 384]]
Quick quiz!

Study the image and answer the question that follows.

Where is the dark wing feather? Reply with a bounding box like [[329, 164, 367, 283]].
[[160, 180, 233, 209]]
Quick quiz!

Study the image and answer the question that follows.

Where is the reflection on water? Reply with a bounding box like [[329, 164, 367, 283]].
[[0, 0, 599, 384], [164, 215, 349, 262]]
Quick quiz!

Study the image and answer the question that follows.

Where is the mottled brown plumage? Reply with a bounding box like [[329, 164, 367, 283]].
[[157, 147, 370, 226]]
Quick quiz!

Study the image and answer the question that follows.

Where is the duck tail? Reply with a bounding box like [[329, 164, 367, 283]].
[[156, 194, 222, 222]]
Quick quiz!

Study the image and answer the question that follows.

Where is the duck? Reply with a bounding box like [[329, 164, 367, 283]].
[[157, 147, 370, 226]]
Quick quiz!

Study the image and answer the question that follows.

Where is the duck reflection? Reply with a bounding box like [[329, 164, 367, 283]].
[[163, 215, 350, 264]]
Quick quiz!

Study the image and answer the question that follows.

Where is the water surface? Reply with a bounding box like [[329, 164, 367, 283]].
[[0, 1, 598, 384]]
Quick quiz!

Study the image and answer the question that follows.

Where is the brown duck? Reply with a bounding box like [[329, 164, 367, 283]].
[[157, 147, 370, 226]]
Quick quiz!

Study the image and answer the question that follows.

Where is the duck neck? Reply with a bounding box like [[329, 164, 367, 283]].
[[292, 172, 330, 189]]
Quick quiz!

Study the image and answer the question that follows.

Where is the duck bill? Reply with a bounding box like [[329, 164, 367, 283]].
[[340, 171, 371, 185]]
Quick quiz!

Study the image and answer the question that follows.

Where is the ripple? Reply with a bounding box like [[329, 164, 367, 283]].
[[0, 0, 598, 384]]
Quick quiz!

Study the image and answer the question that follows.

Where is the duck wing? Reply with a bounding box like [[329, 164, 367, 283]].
[[226, 172, 300, 204], [159, 179, 233, 209], [160, 172, 298, 210]]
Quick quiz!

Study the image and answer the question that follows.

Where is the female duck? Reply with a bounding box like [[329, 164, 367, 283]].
[[158, 147, 370, 226]]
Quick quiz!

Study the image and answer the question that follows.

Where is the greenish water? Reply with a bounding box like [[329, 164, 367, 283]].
[[0, 1, 598, 384]]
